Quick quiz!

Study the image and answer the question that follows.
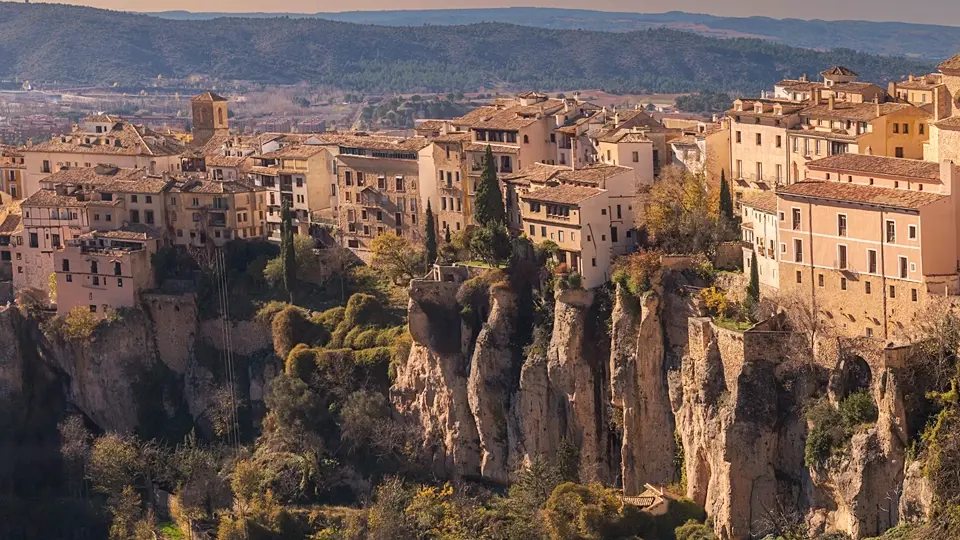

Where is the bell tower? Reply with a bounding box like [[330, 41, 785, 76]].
[[191, 92, 229, 146]]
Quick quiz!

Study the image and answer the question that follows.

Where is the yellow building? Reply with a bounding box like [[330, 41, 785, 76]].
[[167, 179, 267, 247], [417, 131, 474, 234]]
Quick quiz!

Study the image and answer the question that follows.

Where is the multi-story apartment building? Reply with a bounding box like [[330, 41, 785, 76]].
[[0, 147, 24, 199], [669, 121, 731, 187], [740, 191, 780, 291], [591, 109, 678, 178], [923, 53, 960, 165], [22, 115, 185, 198], [596, 130, 655, 185], [775, 67, 886, 104], [250, 143, 337, 237], [728, 99, 806, 199], [54, 226, 160, 317], [889, 73, 942, 107], [777, 154, 960, 340], [520, 184, 613, 288], [335, 137, 429, 254], [418, 131, 473, 234], [166, 178, 267, 247]]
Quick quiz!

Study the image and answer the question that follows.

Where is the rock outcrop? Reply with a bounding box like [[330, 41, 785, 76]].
[[610, 286, 675, 493]]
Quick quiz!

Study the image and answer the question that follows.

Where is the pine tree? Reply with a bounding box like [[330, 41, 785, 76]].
[[425, 200, 438, 267], [474, 145, 506, 226], [280, 199, 296, 303], [747, 249, 760, 305], [719, 169, 734, 221]]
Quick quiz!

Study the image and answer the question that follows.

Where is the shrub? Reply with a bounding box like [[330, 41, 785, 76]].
[[313, 306, 345, 331], [272, 306, 312, 359], [675, 519, 716, 540], [254, 300, 289, 324], [285, 344, 318, 380], [700, 287, 730, 318], [567, 272, 583, 290], [64, 307, 99, 340], [389, 332, 412, 381], [612, 250, 662, 295], [839, 391, 878, 428], [805, 424, 834, 467]]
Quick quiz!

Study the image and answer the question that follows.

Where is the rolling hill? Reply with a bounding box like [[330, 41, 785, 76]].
[[0, 2, 936, 94], [149, 7, 960, 61]]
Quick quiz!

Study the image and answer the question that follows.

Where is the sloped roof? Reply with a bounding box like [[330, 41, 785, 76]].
[[741, 191, 778, 214], [938, 53, 960, 72], [822, 66, 858, 77], [191, 92, 227, 102], [777, 181, 943, 210], [335, 155, 420, 176], [521, 184, 604, 205], [806, 154, 941, 180]]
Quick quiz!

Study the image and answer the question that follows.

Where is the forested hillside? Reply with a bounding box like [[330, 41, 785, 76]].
[[0, 2, 934, 94]]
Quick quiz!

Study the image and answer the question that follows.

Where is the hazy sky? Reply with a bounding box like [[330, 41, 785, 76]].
[[64, 0, 960, 26]]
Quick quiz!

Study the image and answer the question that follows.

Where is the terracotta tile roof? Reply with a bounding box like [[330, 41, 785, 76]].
[[777, 181, 943, 210], [806, 154, 941, 180], [335, 155, 420, 176], [517, 91, 548, 99], [0, 214, 21, 235], [938, 53, 960, 72], [305, 133, 429, 153], [502, 162, 568, 185], [414, 120, 447, 134], [433, 132, 472, 143], [822, 66, 858, 77], [741, 191, 778, 214], [464, 142, 520, 154], [896, 79, 940, 90], [671, 135, 699, 147], [42, 165, 141, 185], [171, 179, 262, 194], [83, 223, 162, 241], [597, 130, 653, 144], [555, 164, 633, 186], [727, 99, 806, 118], [775, 80, 817, 91], [935, 115, 960, 130], [23, 189, 92, 208], [262, 144, 328, 159], [191, 92, 227, 102], [249, 166, 279, 176], [829, 82, 879, 92], [29, 122, 185, 156], [83, 114, 122, 124], [522, 184, 604, 205], [800, 101, 921, 122], [204, 155, 248, 168]]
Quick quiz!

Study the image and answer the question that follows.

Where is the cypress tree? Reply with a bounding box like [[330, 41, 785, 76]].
[[444, 226, 451, 244], [425, 200, 438, 266], [747, 249, 760, 304], [474, 145, 506, 226], [281, 199, 296, 303], [719, 169, 734, 221]]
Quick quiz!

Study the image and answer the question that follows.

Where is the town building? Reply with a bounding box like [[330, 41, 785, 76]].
[[889, 73, 942, 107], [417, 130, 474, 235], [0, 147, 25, 198], [21, 115, 185, 198], [190, 92, 230, 147], [922, 53, 960, 166], [740, 191, 780, 291], [54, 225, 160, 318], [166, 178, 267, 247], [728, 98, 805, 199], [776, 154, 960, 340], [774, 67, 886, 104], [669, 120, 731, 187]]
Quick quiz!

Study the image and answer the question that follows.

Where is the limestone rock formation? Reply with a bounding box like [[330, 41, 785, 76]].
[[609, 286, 675, 494], [467, 285, 518, 483], [392, 279, 480, 478], [899, 460, 933, 523]]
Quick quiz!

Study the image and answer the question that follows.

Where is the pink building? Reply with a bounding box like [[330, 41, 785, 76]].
[[777, 154, 960, 340]]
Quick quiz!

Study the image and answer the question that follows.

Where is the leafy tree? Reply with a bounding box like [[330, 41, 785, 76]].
[[719, 169, 734, 222], [370, 233, 424, 285], [474, 146, 506, 226], [469, 223, 512, 266], [425, 200, 438, 268], [264, 234, 320, 286], [747, 250, 760, 305], [280, 199, 296, 302]]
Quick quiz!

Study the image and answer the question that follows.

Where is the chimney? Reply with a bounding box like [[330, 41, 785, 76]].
[[614, 112, 620, 127], [941, 160, 957, 196], [712, 114, 719, 123], [828, 96, 836, 111], [800, 73, 808, 82], [888, 81, 897, 99], [909, 73, 915, 82], [875, 96, 881, 117]]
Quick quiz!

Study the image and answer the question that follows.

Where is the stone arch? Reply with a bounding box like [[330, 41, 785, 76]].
[[837, 354, 872, 397]]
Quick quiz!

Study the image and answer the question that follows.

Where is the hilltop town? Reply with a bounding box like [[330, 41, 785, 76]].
[[5, 39, 960, 540]]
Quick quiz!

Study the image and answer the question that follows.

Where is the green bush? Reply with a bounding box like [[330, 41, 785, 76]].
[[839, 391, 878, 428], [255, 300, 290, 324], [285, 344, 318, 380], [675, 518, 716, 540], [805, 424, 834, 467], [567, 272, 583, 290], [64, 307, 100, 340], [314, 306, 345, 330]]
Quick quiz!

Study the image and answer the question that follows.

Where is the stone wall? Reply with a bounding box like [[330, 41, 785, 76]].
[[200, 318, 273, 357]]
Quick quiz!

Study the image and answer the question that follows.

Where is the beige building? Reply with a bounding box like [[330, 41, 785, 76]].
[[191, 92, 230, 147], [775, 67, 886, 104], [889, 73, 942, 107], [740, 191, 780, 291], [520, 184, 613, 289], [923, 53, 960, 166], [250, 143, 337, 237], [22, 116, 185, 198], [669, 121, 731, 187], [417, 132, 474, 234], [596, 130, 655, 185], [0, 147, 25, 199], [728, 99, 805, 200], [54, 226, 160, 318], [166, 178, 267, 247], [777, 154, 960, 341]]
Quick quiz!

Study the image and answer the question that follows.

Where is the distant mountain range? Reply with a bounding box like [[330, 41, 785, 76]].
[[147, 7, 960, 61], [0, 2, 936, 94]]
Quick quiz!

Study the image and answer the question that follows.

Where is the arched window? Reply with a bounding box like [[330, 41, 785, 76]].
[[523, 135, 529, 144], [218, 107, 224, 125]]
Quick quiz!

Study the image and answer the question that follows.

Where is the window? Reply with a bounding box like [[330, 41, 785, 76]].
[[558, 231, 564, 242], [396, 177, 405, 191], [920, 124, 925, 135], [65, 274, 72, 282], [893, 123, 900, 134], [91, 261, 98, 274], [792, 208, 801, 230], [145, 195, 152, 204], [868, 249, 878, 274], [840, 277, 847, 290], [62, 259, 70, 272], [796, 270, 802, 284], [92, 276, 99, 286], [903, 123, 909, 134], [632, 151, 639, 163], [616, 205, 622, 219], [890, 285, 896, 298], [776, 135, 782, 148], [29, 232, 37, 248], [886, 220, 896, 243], [815, 140, 822, 155], [756, 133, 762, 145], [145, 210, 154, 225], [52, 234, 60, 249], [89, 305, 96, 313], [592, 258, 597, 267], [865, 281, 872, 294], [793, 238, 803, 263], [736, 131, 741, 143], [117, 278, 123, 288], [838, 245, 847, 269], [541, 226, 547, 237], [792, 138, 798, 152], [114, 262, 121, 276], [42, 160, 51, 173], [818, 274, 824, 287], [837, 214, 847, 236], [912, 288, 919, 302], [611, 227, 618, 243], [736, 160, 743, 178], [529, 225, 535, 236], [130, 210, 140, 223], [896, 147, 904, 158], [866, 328, 874, 337], [900, 256, 909, 278], [296, 178, 303, 188], [131, 195, 138, 203], [345, 171, 352, 185], [909, 225, 917, 240]]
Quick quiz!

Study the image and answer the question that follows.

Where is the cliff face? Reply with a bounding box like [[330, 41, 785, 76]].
[[610, 287, 675, 493], [0, 294, 276, 439]]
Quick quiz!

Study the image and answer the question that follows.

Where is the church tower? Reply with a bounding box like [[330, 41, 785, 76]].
[[191, 92, 229, 146]]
